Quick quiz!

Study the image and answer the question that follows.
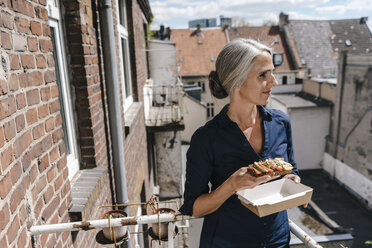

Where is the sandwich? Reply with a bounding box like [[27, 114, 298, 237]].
[[247, 158, 293, 177]]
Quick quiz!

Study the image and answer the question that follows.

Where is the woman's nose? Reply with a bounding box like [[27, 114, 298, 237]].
[[269, 73, 278, 86]]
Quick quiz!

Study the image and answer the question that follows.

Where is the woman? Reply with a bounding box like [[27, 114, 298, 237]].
[[179, 39, 301, 247]]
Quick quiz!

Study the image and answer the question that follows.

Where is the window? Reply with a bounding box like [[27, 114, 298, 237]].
[[117, 0, 133, 110], [282, 76, 288, 85], [47, 0, 79, 180], [207, 103, 214, 118], [197, 81, 205, 92]]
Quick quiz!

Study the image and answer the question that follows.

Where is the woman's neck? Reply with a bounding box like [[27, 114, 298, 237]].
[[227, 96, 258, 130]]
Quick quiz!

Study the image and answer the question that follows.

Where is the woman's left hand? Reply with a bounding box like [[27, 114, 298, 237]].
[[283, 174, 308, 208]]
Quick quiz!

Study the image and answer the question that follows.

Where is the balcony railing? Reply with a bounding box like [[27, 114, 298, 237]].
[[143, 80, 184, 130]]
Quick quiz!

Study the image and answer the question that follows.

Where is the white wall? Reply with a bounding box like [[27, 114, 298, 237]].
[[181, 95, 207, 142], [323, 153, 372, 209], [149, 41, 178, 85], [290, 107, 331, 170]]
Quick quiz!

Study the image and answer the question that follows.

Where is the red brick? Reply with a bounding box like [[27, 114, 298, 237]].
[[7, 215, 20, 244], [17, 0, 35, 18], [47, 165, 57, 183], [14, 130, 32, 157], [44, 70, 56, 83], [45, 117, 54, 132], [52, 128, 63, 144], [36, 55, 47, 68], [15, 17, 29, 34], [39, 39, 52, 52], [32, 123, 45, 140], [30, 21, 42, 35], [59, 141, 65, 156], [25, 71, 43, 86], [0, 126, 4, 148], [49, 146, 59, 163], [26, 108, 37, 125], [41, 86, 50, 101], [42, 196, 60, 221], [0, 96, 16, 120], [32, 176, 47, 202], [16, 93, 26, 109], [10, 184, 25, 213], [0, 172, 12, 198], [10, 162, 22, 185], [15, 114, 25, 132], [55, 113, 62, 126], [0, 79, 7, 95], [35, 6, 48, 21], [47, 55, 55, 67], [1, 31, 12, 50], [9, 74, 19, 91], [43, 185, 54, 204], [27, 37, 38, 52], [38, 153, 49, 173], [39, 0, 47, 6], [9, 54, 20, 70], [45, 235, 57, 248], [21, 55, 35, 69], [1, 11, 14, 30], [50, 84, 58, 98], [54, 174, 63, 191], [0, 203, 10, 232], [17, 227, 27, 248], [49, 99, 60, 114], [38, 103, 49, 119], [42, 23, 50, 37], [18, 203, 28, 226], [34, 197, 43, 220], [26, 88, 40, 106], [3, 120, 16, 141], [0, 236, 7, 248]]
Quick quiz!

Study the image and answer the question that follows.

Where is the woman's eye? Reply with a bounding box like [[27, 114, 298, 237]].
[[259, 72, 266, 78]]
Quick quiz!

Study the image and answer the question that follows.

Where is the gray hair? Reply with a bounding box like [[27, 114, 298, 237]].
[[209, 39, 272, 99]]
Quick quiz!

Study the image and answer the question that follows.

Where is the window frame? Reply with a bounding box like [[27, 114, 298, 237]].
[[116, 0, 133, 111], [47, 0, 80, 180]]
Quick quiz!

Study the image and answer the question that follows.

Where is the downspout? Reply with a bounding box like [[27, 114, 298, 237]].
[[98, 0, 129, 208]]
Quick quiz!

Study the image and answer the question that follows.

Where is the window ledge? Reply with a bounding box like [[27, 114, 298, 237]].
[[124, 102, 143, 137], [68, 166, 107, 222]]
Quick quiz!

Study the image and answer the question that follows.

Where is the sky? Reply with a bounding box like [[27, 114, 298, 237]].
[[148, 0, 372, 31]]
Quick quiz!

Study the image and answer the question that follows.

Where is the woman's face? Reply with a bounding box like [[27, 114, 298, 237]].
[[237, 51, 278, 105]]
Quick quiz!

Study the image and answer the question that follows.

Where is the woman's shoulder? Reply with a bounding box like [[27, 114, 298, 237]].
[[264, 107, 291, 123], [190, 119, 218, 144]]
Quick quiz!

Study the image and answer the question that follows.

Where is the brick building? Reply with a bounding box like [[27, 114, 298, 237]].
[[0, 0, 154, 247]]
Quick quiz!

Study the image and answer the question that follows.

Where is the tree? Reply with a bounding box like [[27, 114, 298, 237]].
[[231, 16, 250, 27]]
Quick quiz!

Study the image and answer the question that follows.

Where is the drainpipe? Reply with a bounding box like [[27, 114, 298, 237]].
[[98, 0, 129, 210]]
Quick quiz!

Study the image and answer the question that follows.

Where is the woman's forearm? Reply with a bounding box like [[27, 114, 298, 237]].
[[192, 178, 235, 217]]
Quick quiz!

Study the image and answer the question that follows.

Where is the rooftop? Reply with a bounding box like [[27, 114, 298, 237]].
[[228, 25, 295, 72], [271, 92, 332, 109], [171, 28, 227, 76]]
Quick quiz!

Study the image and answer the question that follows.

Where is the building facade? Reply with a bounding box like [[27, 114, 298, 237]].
[[0, 0, 154, 247]]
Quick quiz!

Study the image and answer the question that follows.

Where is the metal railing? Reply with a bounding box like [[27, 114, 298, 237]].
[[143, 80, 184, 127]]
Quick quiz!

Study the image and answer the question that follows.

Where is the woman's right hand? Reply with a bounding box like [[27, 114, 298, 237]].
[[227, 167, 273, 192]]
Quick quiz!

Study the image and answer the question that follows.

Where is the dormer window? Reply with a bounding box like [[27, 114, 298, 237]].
[[274, 37, 279, 44], [345, 40, 352, 46]]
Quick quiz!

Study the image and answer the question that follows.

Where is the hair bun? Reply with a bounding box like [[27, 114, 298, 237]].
[[208, 70, 228, 99]]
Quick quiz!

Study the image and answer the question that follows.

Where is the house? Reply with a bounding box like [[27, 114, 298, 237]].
[[0, 0, 155, 247], [323, 52, 372, 209], [171, 27, 228, 142], [279, 13, 372, 80], [228, 25, 298, 86]]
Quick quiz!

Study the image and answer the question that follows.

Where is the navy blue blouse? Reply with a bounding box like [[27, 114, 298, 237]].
[[180, 104, 299, 248]]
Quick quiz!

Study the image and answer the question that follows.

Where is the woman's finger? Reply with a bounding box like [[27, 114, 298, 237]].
[[284, 174, 301, 183]]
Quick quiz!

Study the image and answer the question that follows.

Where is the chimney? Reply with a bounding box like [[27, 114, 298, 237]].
[[279, 12, 289, 31], [360, 17, 368, 24]]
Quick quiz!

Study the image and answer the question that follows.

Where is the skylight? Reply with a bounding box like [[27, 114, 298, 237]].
[[345, 40, 352, 46]]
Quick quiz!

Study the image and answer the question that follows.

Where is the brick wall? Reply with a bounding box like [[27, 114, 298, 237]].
[[0, 0, 73, 246], [0, 0, 153, 246]]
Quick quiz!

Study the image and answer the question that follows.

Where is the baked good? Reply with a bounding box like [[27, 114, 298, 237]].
[[247, 158, 293, 177]]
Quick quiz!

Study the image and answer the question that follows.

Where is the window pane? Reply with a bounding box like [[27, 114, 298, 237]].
[[121, 37, 132, 99], [51, 27, 70, 155], [119, 0, 127, 27]]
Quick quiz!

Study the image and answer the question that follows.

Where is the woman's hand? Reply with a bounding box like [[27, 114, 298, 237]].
[[284, 174, 307, 208], [227, 167, 273, 192]]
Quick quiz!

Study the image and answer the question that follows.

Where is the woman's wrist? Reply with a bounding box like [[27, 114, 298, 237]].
[[223, 177, 237, 196]]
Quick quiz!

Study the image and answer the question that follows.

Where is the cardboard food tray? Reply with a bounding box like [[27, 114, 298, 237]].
[[236, 178, 313, 217]]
